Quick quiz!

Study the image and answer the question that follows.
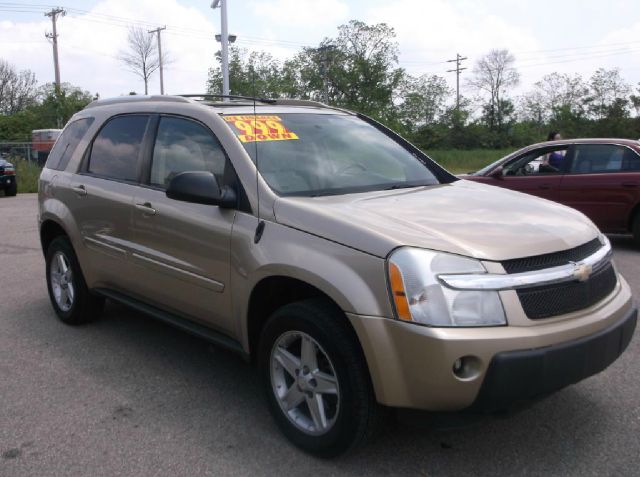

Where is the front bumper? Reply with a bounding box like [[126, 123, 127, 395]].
[[471, 306, 636, 412], [347, 275, 635, 411], [0, 176, 15, 189]]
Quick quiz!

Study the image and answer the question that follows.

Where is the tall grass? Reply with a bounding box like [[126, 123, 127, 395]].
[[7, 149, 514, 194], [426, 149, 512, 174], [13, 158, 41, 193]]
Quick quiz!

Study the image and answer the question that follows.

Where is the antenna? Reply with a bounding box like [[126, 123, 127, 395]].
[[251, 66, 265, 243]]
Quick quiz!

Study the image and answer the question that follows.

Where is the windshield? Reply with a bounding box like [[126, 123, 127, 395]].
[[223, 113, 439, 196], [474, 154, 511, 176]]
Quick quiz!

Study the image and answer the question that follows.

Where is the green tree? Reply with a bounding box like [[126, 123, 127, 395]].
[[398, 74, 452, 133], [520, 73, 588, 126], [586, 68, 631, 120], [630, 82, 640, 117], [36, 82, 94, 127], [207, 47, 291, 98], [316, 20, 404, 120], [468, 49, 519, 132], [206, 20, 406, 124], [0, 59, 38, 115]]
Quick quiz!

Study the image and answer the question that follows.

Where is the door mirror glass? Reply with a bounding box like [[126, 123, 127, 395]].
[[166, 171, 236, 208], [488, 166, 504, 179]]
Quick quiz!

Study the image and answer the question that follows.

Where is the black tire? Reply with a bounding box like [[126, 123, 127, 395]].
[[5, 181, 17, 196], [258, 298, 381, 457], [45, 236, 104, 325], [633, 212, 640, 248]]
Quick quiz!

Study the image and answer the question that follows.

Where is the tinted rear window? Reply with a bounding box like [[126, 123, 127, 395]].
[[45, 118, 94, 171], [571, 144, 640, 174], [88, 115, 149, 181]]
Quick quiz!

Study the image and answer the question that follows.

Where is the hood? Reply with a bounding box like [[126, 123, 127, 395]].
[[273, 179, 599, 261]]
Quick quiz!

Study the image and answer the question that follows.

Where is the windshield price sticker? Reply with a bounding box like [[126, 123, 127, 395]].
[[224, 115, 299, 143]]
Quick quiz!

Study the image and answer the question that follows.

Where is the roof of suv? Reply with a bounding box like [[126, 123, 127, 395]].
[[84, 95, 352, 116]]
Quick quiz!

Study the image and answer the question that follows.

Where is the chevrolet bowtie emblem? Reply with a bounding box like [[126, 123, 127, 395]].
[[572, 262, 593, 282]]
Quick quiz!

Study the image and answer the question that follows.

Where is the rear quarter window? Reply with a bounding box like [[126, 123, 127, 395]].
[[45, 118, 95, 171], [87, 115, 149, 181]]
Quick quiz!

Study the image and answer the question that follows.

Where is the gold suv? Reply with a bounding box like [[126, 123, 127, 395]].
[[38, 95, 637, 456]]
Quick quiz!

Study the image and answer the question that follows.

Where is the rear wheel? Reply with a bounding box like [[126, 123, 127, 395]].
[[46, 236, 104, 324], [258, 299, 381, 457], [5, 181, 17, 196]]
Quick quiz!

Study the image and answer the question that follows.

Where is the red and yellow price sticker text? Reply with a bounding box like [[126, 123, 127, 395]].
[[223, 115, 299, 143]]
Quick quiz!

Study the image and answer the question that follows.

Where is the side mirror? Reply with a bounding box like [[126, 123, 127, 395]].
[[488, 166, 504, 180], [166, 171, 237, 208]]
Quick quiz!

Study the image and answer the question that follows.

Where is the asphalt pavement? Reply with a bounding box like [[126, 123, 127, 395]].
[[1, 193, 639, 476]]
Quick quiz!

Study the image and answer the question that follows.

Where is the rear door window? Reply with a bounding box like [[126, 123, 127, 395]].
[[88, 115, 149, 181], [46, 118, 94, 171], [570, 144, 639, 174]]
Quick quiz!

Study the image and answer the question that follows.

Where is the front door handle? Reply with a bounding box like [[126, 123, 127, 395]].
[[135, 202, 157, 216], [71, 185, 87, 196], [538, 184, 552, 190], [622, 182, 638, 188]]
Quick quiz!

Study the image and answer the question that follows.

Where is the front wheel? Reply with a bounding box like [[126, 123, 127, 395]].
[[258, 299, 381, 457], [46, 236, 104, 324]]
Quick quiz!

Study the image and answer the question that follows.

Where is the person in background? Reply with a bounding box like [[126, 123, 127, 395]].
[[545, 131, 565, 169], [547, 131, 562, 142]]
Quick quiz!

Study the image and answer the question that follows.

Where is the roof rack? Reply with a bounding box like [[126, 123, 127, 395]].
[[179, 94, 277, 104], [179, 95, 341, 111], [84, 94, 350, 114], [84, 95, 191, 109], [269, 99, 328, 108]]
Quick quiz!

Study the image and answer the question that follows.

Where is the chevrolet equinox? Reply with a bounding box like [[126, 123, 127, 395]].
[[38, 95, 637, 456]]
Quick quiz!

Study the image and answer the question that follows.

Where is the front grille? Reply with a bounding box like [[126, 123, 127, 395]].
[[517, 263, 617, 319], [501, 238, 602, 273]]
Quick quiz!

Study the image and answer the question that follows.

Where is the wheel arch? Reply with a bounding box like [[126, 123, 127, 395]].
[[245, 275, 359, 362], [40, 218, 69, 256]]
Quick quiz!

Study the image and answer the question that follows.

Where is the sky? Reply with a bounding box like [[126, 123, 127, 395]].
[[1, 0, 640, 99]]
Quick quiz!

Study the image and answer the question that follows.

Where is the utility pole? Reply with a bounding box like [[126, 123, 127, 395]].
[[148, 26, 167, 94], [446, 53, 467, 109], [45, 7, 66, 95], [317, 45, 334, 105], [211, 0, 230, 99]]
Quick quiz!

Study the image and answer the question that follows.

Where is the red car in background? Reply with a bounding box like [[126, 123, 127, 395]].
[[465, 139, 640, 245], [32, 129, 61, 165]]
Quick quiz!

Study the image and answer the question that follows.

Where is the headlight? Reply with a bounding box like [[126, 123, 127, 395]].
[[388, 247, 506, 327]]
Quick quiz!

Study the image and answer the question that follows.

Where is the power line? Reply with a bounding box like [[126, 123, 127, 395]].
[[0, 4, 312, 49]]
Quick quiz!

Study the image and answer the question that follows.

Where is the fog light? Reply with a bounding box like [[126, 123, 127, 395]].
[[453, 358, 463, 372], [452, 355, 482, 380]]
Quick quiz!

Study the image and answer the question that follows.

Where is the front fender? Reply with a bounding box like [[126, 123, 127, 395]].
[[229, 213, 392, 352]]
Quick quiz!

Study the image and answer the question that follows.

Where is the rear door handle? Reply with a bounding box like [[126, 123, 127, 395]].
[[538, 184, 552, 190], [71, 185, 87, 196], [135, 202, 157, 216], [622, 182, 638, 188]]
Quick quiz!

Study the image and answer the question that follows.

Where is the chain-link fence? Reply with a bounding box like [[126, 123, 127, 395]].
[[0, 142, 37, 163]]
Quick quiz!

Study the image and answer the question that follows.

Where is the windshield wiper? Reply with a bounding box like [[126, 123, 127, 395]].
[[383, 184, 423, 191]]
